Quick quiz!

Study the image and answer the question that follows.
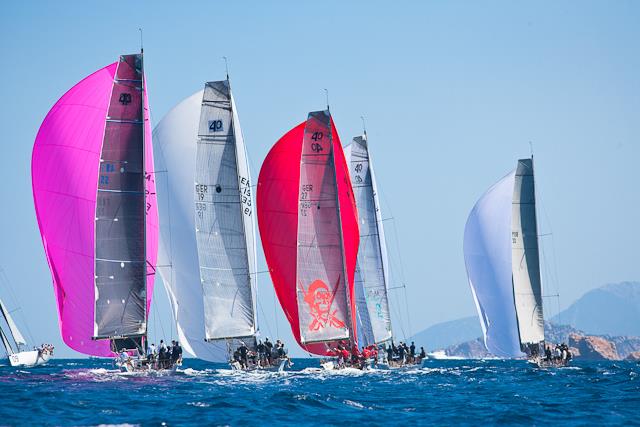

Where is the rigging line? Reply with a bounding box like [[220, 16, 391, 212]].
[[257, 299, 273, 340], [0, 269, 35, 345]]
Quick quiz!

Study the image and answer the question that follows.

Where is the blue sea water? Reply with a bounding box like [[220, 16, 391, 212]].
[[0, 358, 638, 426]]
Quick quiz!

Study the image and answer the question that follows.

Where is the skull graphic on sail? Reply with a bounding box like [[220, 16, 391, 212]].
[[299, 278, 346, 331]]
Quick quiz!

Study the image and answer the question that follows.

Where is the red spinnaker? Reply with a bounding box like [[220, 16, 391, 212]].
[[257, 115, 359, 356]]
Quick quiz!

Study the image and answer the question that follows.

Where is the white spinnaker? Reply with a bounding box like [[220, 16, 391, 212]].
[[511, 158, 544, 346], [0, 298, 26, 347], [152, 90, 226, 362], [195, 81, 256, 340], [463, 169, 524, 358], [345, 136, 392, 346]]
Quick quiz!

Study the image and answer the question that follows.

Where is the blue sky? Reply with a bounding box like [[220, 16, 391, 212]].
[[0, 1, 638, 357]]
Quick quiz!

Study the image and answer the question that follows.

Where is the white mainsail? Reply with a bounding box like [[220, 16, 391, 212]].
[[345, 135, 392, 346], [464, 157, 545, 358], [154, 80, 257, 362], [511, 158, 544, 347], [0, 328, 13, 355], [0, 298, 26, 347]]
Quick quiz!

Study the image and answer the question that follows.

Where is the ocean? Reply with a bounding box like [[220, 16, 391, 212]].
[[1, 358, 638, 426]]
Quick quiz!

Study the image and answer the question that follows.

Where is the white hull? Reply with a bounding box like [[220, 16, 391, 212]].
[[8, 350, 52, 367]]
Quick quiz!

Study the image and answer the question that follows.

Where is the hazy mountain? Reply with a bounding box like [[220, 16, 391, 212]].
[[411, 281, 640, 350], [551, 281, 640, 336], [410, 316, 482, 351]]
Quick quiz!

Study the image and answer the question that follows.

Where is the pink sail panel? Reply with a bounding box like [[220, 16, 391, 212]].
[[32, 60, 157, 357], [257, 115, 359, 356]]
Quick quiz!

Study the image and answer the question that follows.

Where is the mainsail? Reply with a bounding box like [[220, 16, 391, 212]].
[[511, 159, 544, 348], [0, 299, 27, 348], [153, 80, 257, 362], [345, 135, 393, 347], [257, 110, 360, 355], [32, 54, 158, 356], [463, 157, 544, 358]]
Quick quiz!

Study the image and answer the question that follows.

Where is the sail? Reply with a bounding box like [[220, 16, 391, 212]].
[[0, 328, 13, 355], [154, 81, 257, 362], [195, 81, 256, 340], [345, 136, 392, 346], [32, 55, 157, 356], [0, 299, 26, 347], [257, 111, 360, 355], [94, 54, 147, 339], [511, 158, 544, 347], [463, 169, 523, 358]]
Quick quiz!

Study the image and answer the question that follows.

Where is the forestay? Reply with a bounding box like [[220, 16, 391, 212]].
[[463, 170, 523, 358], [94, 54, 147, 339], [345, 136, 392, 346], [296, 111, 350, 344], [511, 158, 544, 347], [195, 81, 256, 340]]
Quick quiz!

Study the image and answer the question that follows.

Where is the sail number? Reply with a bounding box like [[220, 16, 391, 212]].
[[240, 176, 252, 217], [208, 120, 223, 132], [300, 184, 314, 216]]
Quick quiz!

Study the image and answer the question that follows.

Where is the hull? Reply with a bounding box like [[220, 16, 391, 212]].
[[230, 357, 291, 372], [531, 357, 570, 368], [8, 350, 52, 367], [116, 357, 180, 374]]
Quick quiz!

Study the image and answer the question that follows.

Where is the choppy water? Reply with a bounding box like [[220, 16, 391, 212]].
[[0, 358, 638, 425]]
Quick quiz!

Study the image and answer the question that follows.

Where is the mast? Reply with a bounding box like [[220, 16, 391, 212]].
[[140, 46, 148, 350]]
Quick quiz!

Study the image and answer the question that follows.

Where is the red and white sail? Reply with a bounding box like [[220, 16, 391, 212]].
[[257, 110, 359, 355]]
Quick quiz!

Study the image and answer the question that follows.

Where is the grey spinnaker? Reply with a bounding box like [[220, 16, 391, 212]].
[[94, 54, 147, 340], [346, 135, 393, 346]]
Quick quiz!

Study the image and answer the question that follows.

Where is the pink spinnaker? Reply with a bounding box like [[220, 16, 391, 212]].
[[31, 60, 157, 357]]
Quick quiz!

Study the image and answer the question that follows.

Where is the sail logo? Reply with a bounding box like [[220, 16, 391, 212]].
[[119, 93, 132, 105], [208, 120, 223, 132], [299, 278, 345, 331]]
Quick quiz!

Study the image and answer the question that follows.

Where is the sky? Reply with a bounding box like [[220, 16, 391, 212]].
[[0, 1, 638, 358]]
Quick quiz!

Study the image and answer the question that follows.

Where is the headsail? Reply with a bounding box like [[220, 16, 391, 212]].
[[32, 54, 158, 357], [345, 135, 393, 346], [153, 80, 257, 362], [257, 111, 360, 355], [463, 169, 523, 358], [0, 299, 26, 347], [511, 158, 544, 348]]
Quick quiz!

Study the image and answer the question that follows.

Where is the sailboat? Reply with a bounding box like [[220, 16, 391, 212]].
[[32, 52, 162, 372], [0, 298, 53, 367], [153, 78, 281, 370], [463, 157, 554, 365], [257, 109, 360, 369], [343, 132, 397, 365]]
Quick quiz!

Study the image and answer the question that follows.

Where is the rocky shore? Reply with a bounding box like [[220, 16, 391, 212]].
[[441, 324, 640, 361]]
